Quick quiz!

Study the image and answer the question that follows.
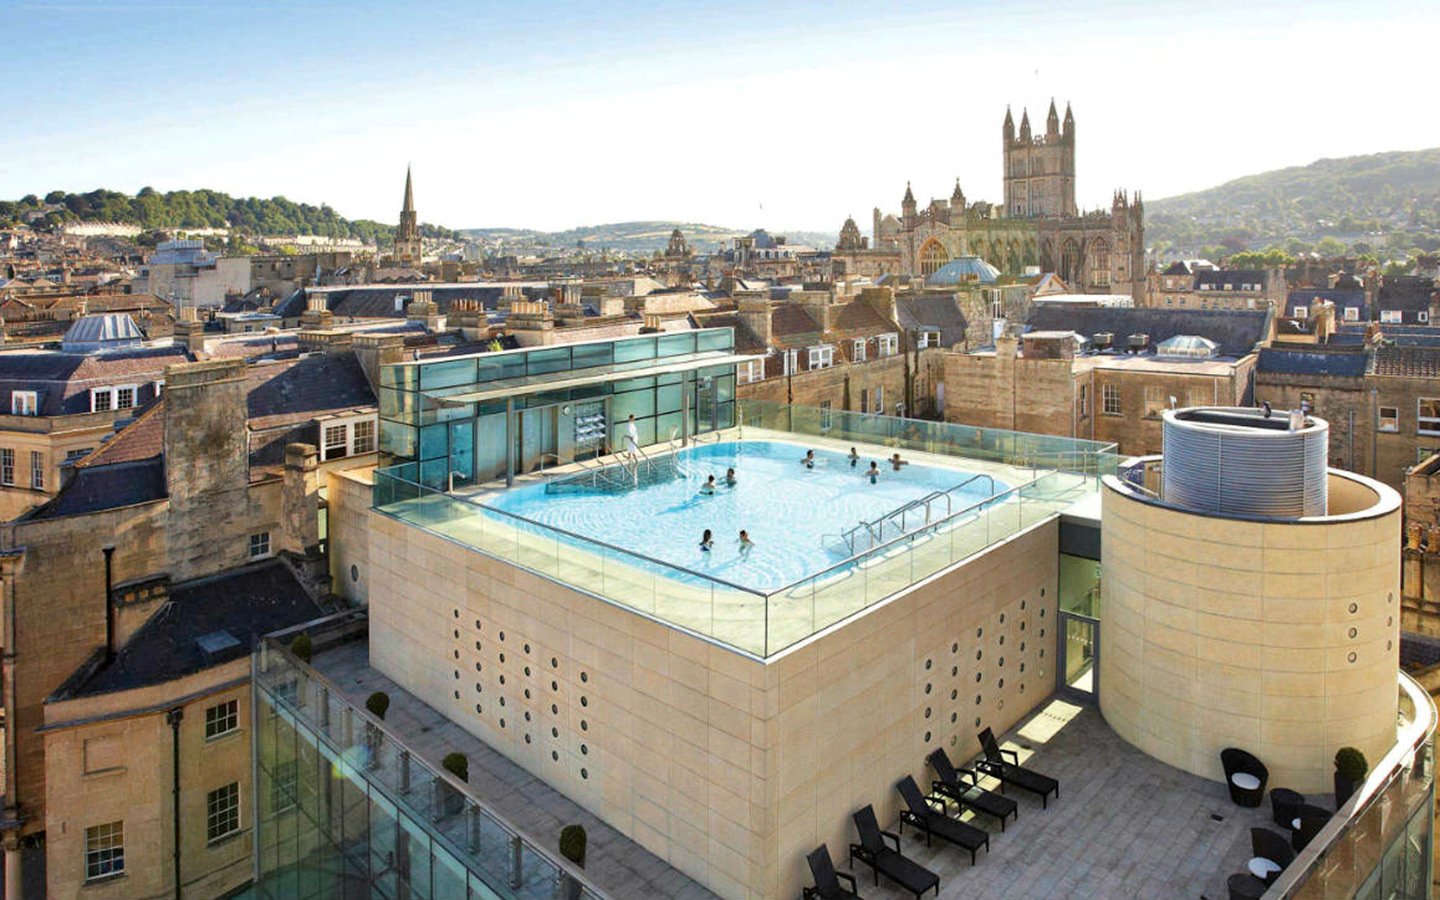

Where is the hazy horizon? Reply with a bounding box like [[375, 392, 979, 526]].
[[3, 0, 1438, 234]]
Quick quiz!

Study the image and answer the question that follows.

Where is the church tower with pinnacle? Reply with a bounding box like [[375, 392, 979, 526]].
[[394, 166, 423, 268]]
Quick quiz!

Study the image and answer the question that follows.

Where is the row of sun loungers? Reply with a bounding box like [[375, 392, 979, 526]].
[[804, 728, 1060, 899]]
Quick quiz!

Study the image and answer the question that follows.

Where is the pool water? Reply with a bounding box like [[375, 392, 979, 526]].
[[484, 440, 1008, 592]]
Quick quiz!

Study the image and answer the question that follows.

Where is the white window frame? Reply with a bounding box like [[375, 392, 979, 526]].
[[30, 450, 42, 490], [1419, 399, 1440, 436], [851, 339, 866, 362], [1344, 307, 1360, 322], [1421, 311, 1431, 324], [737, 359, 763, 384], [1102, 384, 1121, 416], [1382, 310, 1403, 324], [206, 782, 241, 844], [877, 333, 899, 357], [84, 821, 125, 882], [249, 531, 271, 559], [782, 349, 799, 376], [917, 330, 941, 349], [1293, 305, 1308, 319], [1379, 406, 1400, 433], [807, 345, 834, 370], [11, 390, 36, 416], [1077, 384, 1088, 418], [0, 448, 14, 487], [90, 384, 140, 414], [317, 415, 378, 462], [205, 699, 239, 740]]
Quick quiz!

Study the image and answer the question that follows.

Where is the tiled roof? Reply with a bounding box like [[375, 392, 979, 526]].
[[50, 559, 323, 698], [28, 458, 166, 520], [1285, 288, 1366, 314], [770, 304, 821, 342], [1257, 348, 1369, 378], [1373, 345, 1440, 378], [77, 401, 165, 467], [830, 298, 896, 336], [1026, 307, 1269, 358]]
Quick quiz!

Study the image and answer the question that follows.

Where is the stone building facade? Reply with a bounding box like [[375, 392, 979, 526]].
[[871, 103, 1144, 301]]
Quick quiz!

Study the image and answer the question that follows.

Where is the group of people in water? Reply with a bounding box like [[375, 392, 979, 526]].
[[695, 447, 912, 555]]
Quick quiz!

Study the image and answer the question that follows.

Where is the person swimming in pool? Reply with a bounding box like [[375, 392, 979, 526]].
[[891, 452, 908, 471], [848, 447, 859, 468], [699, 529, 714, 552], [698, 474, 717, 496], [801, 449, 816, 469], [738, 529, 754, 553], [866, 461, 880, 484], [724, 467, 737, 486]]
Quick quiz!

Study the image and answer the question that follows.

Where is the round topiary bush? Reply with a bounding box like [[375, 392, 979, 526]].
[[559, 824, 587, 869], [1335, 747, 1369, 783], [366, 691, 390, 720], [443, 752, 468, 783], [289, 633, 312, 664]]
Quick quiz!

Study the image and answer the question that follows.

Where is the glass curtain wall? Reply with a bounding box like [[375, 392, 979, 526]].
[[380, 330, 736, 489]]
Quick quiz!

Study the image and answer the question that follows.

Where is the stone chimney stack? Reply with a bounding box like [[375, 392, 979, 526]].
[[792, 290, 834, 335], [858, 286, 898, 327], [736, 293, 773, 347], [508, 299, 555, 346], [353, 333, 406, 394], [282, 442, 320, 555], [297, 329, 354, 356], [172, 319, 207, 355], [163, 359, 251, 580]]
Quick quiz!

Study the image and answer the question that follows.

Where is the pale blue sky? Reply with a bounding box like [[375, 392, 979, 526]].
[[2, 0, 1437, 232]]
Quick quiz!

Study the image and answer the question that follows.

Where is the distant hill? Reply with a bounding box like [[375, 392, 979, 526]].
[[1147, 148, 1440, 258], [0, 188, 460, 244], [462, 221, 837, 254]]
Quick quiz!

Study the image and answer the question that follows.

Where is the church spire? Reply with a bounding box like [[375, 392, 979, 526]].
[[1019, 108, 1031, 141], [903, 181, 915, 204], [1003, 105, 1015, 143], [1046, 98, 1059, 137], [402, 165, 415, 214]]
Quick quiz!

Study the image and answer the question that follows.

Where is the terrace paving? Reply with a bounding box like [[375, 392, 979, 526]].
[[858, 698, 1280, 900]]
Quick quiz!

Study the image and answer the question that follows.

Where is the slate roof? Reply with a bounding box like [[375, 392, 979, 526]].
[[1025, 307, 1269, 358], [1195, 269, 1267, 290], [245, 354, 375, 431], [1378, 276, 1437, 312], [61, 313, 144, 352], [1257, 347, 1370, 378], [1373, 346, 1440, 378], [0, 345, 188, 416], [1285, 288, 1367, 318], [27, 458, 166, 520], [896, 294, 968, 348], [50, 559, 323, 699]]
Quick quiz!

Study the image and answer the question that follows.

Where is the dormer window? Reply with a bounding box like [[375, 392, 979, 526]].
[[807, 345, 835, 370], [877, 333, 899, 357], [318, 414, 378, 462], [11, 391, 37, 417], [90, 385, 139, 413], [852, 339, 867, 362], [917, 331, 942, 349]]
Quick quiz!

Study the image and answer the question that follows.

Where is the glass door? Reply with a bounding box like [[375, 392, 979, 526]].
[[1058, 612, 1099, 701]]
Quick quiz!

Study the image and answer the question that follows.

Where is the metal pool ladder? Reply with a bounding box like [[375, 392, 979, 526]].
[[831, 473, 997, 554]]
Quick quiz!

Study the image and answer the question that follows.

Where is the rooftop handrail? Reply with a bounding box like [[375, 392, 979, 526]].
[[838, 473, 998, 553], [255, 629, 616, 900], [1263, 671, 1436, 898]]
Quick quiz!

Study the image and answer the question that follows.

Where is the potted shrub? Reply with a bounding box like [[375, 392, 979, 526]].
[[1334, 747, 1368, 806], [365, 691, 390, 720], [559, 824, 587, 899], [439, 752, 469, 816], [289, 633, 312, 664]]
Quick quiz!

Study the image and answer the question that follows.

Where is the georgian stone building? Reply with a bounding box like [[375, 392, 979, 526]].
[[849, 102, 1145, 302]]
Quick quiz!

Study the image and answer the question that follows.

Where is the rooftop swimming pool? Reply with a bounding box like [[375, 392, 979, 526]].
[[483, 440, 1009, 592]]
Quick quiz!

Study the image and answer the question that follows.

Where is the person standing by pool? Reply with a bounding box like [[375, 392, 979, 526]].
[[891, 452, 908, 471], [699, 529, 714, 552], [624, 413, 640, 461], [848, 447, 859, 468], [699, 475, 717, 496], [866, 461, 880, 484], [738, 530, 754, 554], [724, 467, 737, 486], [801, 449, 816, 470]]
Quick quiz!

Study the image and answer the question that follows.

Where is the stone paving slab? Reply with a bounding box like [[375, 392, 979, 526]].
[[850, 698, 1284, 900]]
